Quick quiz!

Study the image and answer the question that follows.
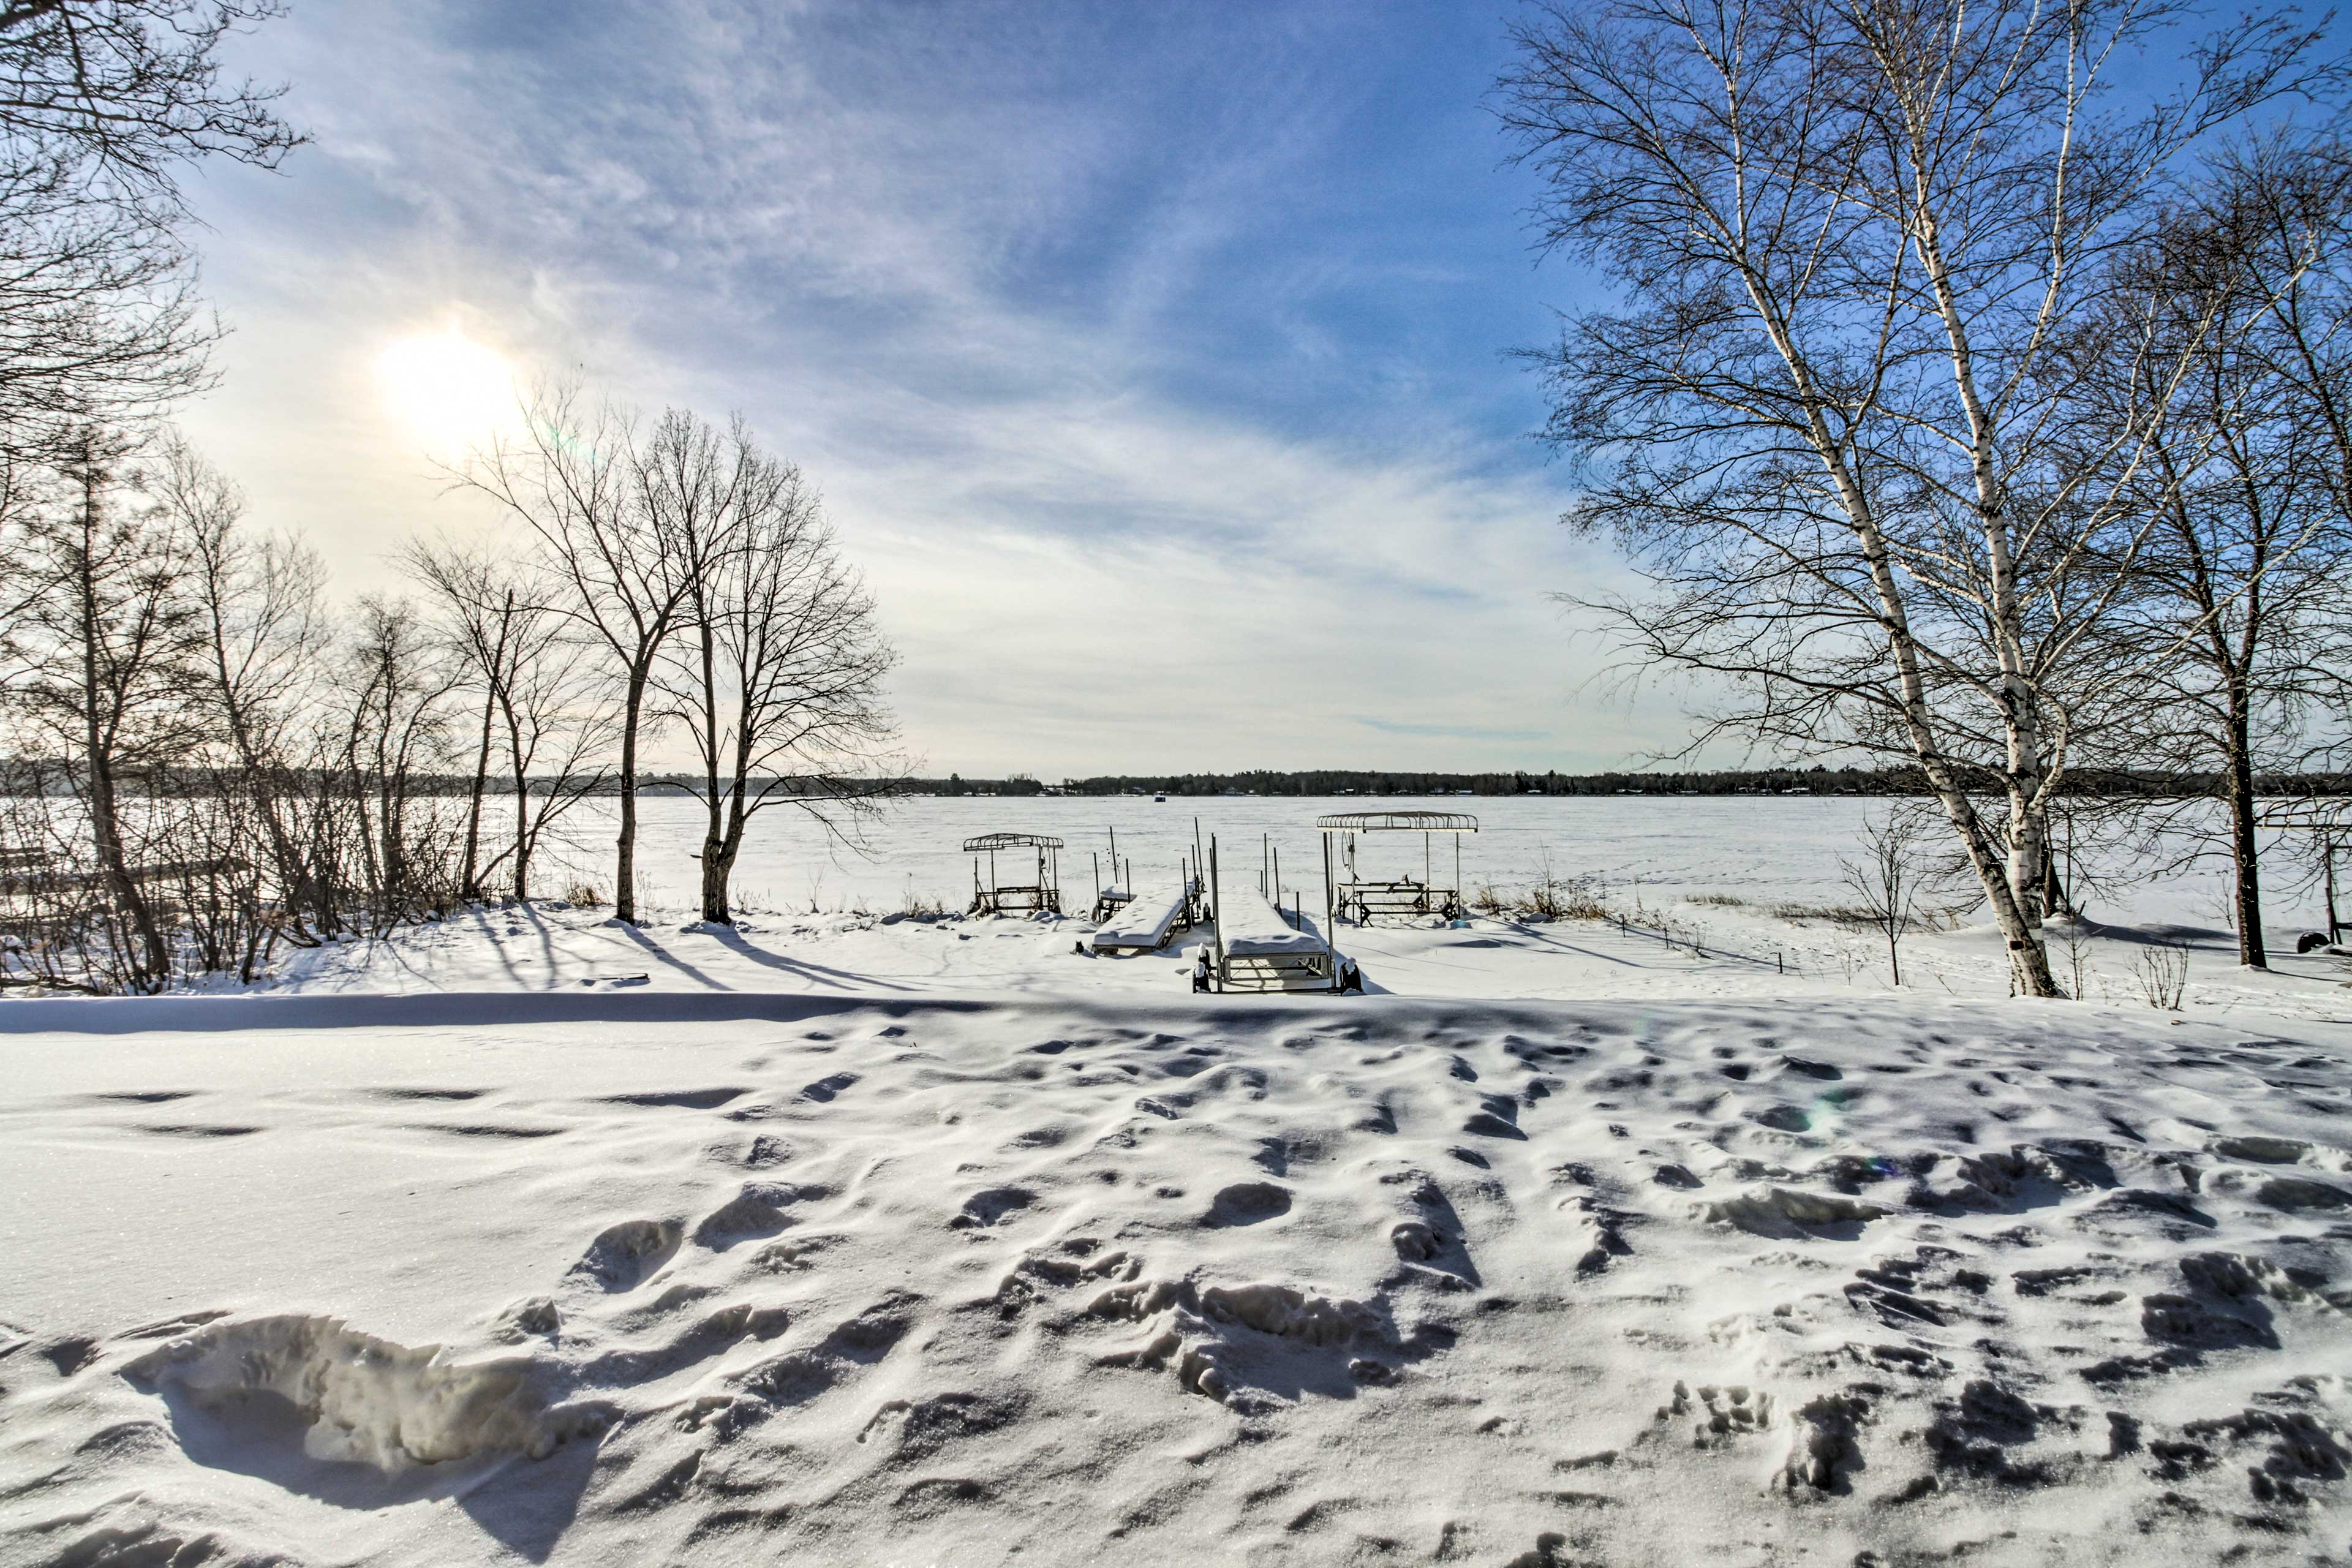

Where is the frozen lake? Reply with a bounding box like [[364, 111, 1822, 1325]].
[[532, 792, 2329, 933]]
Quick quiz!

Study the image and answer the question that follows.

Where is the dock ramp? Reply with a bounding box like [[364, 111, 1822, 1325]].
[[1090, 880, 1197, 953], [1212, 887, 1337, 992]]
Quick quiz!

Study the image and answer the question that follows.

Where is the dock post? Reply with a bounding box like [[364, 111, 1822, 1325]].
[[2322, 829, 2340, 944], [1210, 837, 1224, 985], [1323, 833, 1336, 942]]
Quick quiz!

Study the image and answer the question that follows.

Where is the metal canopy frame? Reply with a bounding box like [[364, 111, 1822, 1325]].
[[963, 832, 1064, 917], [1314, 811, 1480, 834], [1317, 810, 1479, 924]]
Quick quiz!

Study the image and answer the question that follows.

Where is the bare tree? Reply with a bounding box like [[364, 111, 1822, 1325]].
[[405, 535, 613, 902], [5, 431, 201, 986], [2089, 165, 2352, 967], [488, 611, 612, 903], [2204, 145, 2352, 812], [155, 434, 333, 936], [333, 596, 461, 925], [652, 418, 902, 924], [1841, 811, 1928, 986], [453, 386, 742, 924], [1494, 0, 2331, 997], [0, 2, 301, 464], [405, 537, 520, 899]]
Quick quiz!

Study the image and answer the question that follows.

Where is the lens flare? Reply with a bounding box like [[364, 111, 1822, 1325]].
[[376, 328, 516, 454]]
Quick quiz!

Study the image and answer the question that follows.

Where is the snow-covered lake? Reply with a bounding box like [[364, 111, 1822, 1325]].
[[551, 792, 2326, 933]]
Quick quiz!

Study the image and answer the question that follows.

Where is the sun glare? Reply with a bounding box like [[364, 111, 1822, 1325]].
[[376, 328, 517, 454]]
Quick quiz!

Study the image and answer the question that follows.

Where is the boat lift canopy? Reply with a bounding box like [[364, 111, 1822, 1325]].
[[1317, 810, 1478, 923], [964, 832, 1064, 916], [1314, 810, 1480, 835]]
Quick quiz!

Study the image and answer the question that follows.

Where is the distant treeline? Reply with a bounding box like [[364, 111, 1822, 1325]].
[[10, 761, 2348, 802], [911, 767, 2352, 799]]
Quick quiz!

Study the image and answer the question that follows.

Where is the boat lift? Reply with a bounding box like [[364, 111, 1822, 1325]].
[[1317, 810, 1478, 923], [963, 832, 1064, 916], [1199, 832, 1346, 992]]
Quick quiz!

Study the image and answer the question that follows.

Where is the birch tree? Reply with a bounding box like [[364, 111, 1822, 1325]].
[[1495, 0, 2327, 995]]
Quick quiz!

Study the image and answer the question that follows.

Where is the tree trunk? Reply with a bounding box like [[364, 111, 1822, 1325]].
[[696, 617, 726, 923], [1909, 178, 2062, 1000], [505, 700, 531, 902], [74, 505, 166, 989], [704, 799, 747, 925], [699, 835, 731, 924], [615, 668, 646, 923], [84, 749, 164, 989], [2225, 682, 2267, 968], [1740, 260, 2062, 999], [459, 682, 494, 899]]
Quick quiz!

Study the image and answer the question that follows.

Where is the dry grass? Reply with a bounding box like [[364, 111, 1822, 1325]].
[[1769, 901, 1877, 929], [1687, 892, 1748, 908], [1463, 869, 1610, 924], [1522, 872, 1610, 922], [562, 880, 607, 908]]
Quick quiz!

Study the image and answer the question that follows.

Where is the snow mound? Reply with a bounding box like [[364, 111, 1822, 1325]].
[[124, 1314, 593, 1471]]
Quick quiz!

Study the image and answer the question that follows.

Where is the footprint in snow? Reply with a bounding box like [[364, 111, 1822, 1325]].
[[951, 1187, 1038, 1230], [604, 1087, 750, 1110], [797, 1073, 859, 1104], [570, 1219, 684, 1291], [1205, 1182, 1292, 1227]]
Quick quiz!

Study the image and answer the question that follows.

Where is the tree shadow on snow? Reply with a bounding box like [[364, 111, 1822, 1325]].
[[695, 922, 916, 992]]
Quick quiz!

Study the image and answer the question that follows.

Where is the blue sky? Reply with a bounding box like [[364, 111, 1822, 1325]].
[[176, 1, 1670, 777]]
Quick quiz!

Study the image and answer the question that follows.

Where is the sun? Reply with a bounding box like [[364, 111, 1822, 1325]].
[[376, 327, 517, 454]]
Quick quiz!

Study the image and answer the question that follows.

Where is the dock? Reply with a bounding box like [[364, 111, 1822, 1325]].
[[1088, 878, 1199, 953], [1210, 884, 1338, 992]]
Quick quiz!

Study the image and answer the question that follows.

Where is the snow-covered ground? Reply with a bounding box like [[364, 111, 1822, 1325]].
[[263, 882, 2352, 1023], [5, 988, 2351, 1564], [5, 799, 2351, 1565]]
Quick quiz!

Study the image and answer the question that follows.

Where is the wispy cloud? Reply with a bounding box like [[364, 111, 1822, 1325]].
[[174, 0, 1689, 775]]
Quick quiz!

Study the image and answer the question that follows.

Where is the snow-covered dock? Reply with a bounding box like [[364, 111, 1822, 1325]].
[[1211, 884, 1336, 991], [1087, 878, 1196, 952]]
